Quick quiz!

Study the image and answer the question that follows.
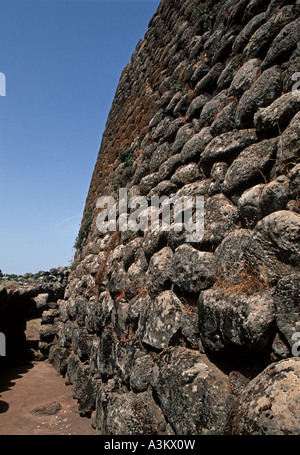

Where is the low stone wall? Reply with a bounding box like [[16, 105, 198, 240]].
[[0, 267, 70, 361]]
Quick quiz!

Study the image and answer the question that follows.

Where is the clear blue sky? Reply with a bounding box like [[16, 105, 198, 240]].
[[0, 0, 160, 275]]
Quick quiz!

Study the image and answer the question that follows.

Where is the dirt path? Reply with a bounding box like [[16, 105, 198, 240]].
[[0, 320, 98, 435]]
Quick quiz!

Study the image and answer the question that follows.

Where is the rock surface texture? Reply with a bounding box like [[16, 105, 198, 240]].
[[45, 0, 300, 435]]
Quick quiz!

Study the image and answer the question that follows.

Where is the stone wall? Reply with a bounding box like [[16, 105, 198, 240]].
[[48, 0, 300, 435], [0, 268, 69, 361]]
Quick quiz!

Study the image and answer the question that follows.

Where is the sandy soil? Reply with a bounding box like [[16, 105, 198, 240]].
[[0, 319, 98, 436]]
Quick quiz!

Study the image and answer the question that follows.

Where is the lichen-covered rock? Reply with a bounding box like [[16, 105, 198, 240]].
[[235, 66, 282, 128], [254, 210, 300, 267], [232, 11, 267, 54], [170, 244, 216, 293], [273, 274, 300, 352], [229, 58, 261, 96], [138, 290, 198, 349], [229, 358, 300, 435], [199, 90, 229, 127], [198, 288, 275, 354], [146, 247, 173, 297], [96, 387, 167, 435], [200, 129, 257, 168], [171, 123, 194, 155], [214, 229, 254, 279], [170, 163, 201, 186], [209, 101, 237, 137], [254, 92, 300, 135], [180, 128, 212, 163], [222, 138, 278, 195], [114, 340, 154, 392], [289, 164, 300, 200], [259, 176, 289, 216], [85, 291, 114, 334], [242, 6, 297, 59], [185, 94, 211, 121], [151, 347, 231, 435], [238, 184, 265, 225], [209, 162, 228, 195], [262, 18, 300, 69], [195, 63, 225, 95], [201, 193, 240, 246], [276, 111, 300, 170]]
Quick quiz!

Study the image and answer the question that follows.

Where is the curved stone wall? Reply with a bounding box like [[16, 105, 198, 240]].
[[48, 0, 300, 435]]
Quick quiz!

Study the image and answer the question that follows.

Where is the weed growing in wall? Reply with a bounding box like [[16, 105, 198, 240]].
[[74, 205, 93, 250]]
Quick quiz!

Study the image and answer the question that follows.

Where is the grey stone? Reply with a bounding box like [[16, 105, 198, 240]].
[[149, 142, 170, 173], [173, 92, 192, 116], [229, 58, 262, 96], [222, 138, 278, 195], [152, 116, 173, 142], [217, 55, 243, 91], [147, 180, 177, 199], [235, 66, 282, 128], [201, 194, 240, 247], [30, 401, 62, 416], [232, 12, 267, 54], [289, 164, 300, 199], [140, 172, 160, 195], [180, 128, 212, 163], [185, 94, 211, 121], [209, 162, 229, 195], [199, 90, 229, 127], [151, 347, 230, 435], [254, 210, 300, 267], [33, 293, 49, 312], [259, 176, 289, 216], [254, 92, 300, 135], [139, 290, 198, 350], [229, 358, 300, 435], [191, 64, 211, 84], [274, 274, 300, 352], [198, 288, 275, 354], [170, 244, 215, 293], [242, 6, 297, 59], [262, 18, 300, 69], [200, 129, 257, 168], [170, 163, 201, 186], [214, 227, 295, 287], [195, 63, 225, 95], [238, 184, 265, 225], [146, 247, 173, 297], [209, 101, 237, 137], [157, 154, 182, 181], [171, 123, 194, 155], [114, 340, 154, 392], [165, 118, 185, 142], [85, 291, 114, 334], [95, 388, 167, 435], [276, 112, 300, 171]]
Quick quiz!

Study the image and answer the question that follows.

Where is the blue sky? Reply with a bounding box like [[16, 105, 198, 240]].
[[0, 0, 160, 275]]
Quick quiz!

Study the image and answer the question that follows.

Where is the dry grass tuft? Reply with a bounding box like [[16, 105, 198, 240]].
[[213, 262, 271, 295]]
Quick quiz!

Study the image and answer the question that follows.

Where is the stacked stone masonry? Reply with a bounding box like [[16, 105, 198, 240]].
[[47, 0, 300, 435]]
